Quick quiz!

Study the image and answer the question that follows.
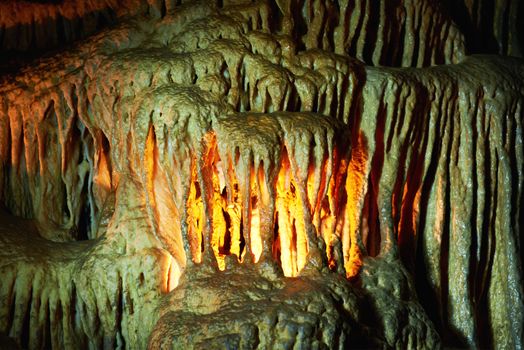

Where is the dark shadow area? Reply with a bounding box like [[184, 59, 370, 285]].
[[0, 7, 118, 77], [442, 0, 502, 55]]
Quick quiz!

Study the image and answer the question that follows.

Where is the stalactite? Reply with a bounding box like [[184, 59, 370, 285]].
[[0, 0, 522, 348]]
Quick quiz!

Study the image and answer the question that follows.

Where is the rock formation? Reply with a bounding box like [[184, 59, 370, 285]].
[[0, 0, 522, 348]]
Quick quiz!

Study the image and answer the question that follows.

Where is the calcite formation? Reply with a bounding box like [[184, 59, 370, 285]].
[[0, 0, 523, 349]]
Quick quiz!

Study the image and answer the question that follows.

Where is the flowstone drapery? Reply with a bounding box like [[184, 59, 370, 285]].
[[0, 0, 523, 348]]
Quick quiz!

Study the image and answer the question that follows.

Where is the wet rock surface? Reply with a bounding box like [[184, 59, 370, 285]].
[[0, 0, 523, 348]]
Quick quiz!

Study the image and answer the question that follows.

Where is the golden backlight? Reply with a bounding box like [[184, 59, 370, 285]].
[[178, 132, 362, 278]]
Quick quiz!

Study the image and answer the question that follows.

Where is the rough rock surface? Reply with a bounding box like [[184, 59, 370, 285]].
[[0, 0, 523, 349], [149, 258, 439, 349]]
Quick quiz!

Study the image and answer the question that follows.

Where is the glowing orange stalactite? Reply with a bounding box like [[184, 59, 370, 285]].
[[145, 125, 186, 291], [183, 135, 250, 270], [249, 165, 262, 263], [306, 158, 319, 215], [186, 160, 204, 264], [145, 127, 156, 205], [216, 160, 231, 259], [275, 152, 294, 276], [250, 200, 262, 262], [342, 132, 367, 278], [294, 191, 309, 273], [94, 145, 112, 191], [210, 156, 228, 270], [205, 141, 246, 270], [224, 157, 242, 259], [275, 147, 308, 277]]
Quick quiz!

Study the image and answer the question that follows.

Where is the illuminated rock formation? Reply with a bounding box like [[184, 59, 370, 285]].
[[0, 0, 522, 348]]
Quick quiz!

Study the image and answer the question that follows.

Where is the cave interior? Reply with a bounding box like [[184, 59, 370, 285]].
[[0, 0, 523, 349]]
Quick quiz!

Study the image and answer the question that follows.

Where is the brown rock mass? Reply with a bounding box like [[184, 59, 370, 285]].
[[0, 0, 523, 348]]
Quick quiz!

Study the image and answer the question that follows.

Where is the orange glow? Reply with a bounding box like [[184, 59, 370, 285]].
[[94, 147, 112, 191], [342, 132, 367, 278], [145, 126, 155, 200], [250, 203, 262, 262], [210, 154, 228, 271], [145, 125, 186, 288], [179, 132, 360, 280], [306, 157, 319, 213], [226, 192, 243, 258], [163, 254, 180, 293], [275, 147, 308, 277], [224, 153, 243, 259], [205, 139, 245, 270], [249, 167, 262, 262], [186, 160, 204, 263]]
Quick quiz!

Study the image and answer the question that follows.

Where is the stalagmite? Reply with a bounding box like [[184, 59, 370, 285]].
[[0, 0, 523, 348]]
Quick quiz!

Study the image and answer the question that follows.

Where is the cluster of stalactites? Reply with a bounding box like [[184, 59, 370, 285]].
[[144, 111, 362, 278], [0, 0, 467, 68], [0, 83, 115, 242]]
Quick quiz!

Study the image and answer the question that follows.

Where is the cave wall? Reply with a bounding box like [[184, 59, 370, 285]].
[[0, 0, 523, 348]]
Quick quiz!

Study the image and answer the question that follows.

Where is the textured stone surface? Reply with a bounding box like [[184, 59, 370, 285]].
[[149, 258, 440, 349], [0, 0, 523, 349]]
